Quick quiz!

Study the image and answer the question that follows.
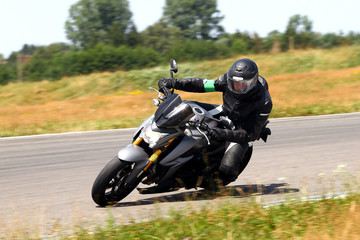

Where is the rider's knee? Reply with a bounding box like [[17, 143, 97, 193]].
[[219, 163, 238, 182]]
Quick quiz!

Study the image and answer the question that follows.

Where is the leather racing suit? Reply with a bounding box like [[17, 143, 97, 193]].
[[168, 73, 273, 182]]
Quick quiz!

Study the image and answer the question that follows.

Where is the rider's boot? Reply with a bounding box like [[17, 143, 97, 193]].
[[137, 178, 180, 194]]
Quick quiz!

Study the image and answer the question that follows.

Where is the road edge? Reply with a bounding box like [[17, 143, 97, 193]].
[[2, 112, 360, 140]]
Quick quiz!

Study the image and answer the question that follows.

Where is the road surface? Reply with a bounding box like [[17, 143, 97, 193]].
[[0, 113, 359, 231]]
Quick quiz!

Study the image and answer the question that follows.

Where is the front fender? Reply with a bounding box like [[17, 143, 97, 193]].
[[118, 144, 149, 184], [118, 144, 149, 167]]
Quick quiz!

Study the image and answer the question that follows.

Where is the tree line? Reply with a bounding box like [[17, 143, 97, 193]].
[[1, 0, 359, 85]]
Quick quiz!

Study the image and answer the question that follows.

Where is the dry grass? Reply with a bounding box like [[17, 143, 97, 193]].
[[2, 193, 360, 240], [303, 201, 360, 239], [270, 66, 360, 105], [1, 66, 359, 136], [0, 45, 359, 136]]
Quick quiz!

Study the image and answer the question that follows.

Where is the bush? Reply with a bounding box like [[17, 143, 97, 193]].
[[231, 38, 248, 54], [3, 29, 359, 84], [167, 39, 230, 62], [0, 63, 17, 84], [22, 44, 163, 81]]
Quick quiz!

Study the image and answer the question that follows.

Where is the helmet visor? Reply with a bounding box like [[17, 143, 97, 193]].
[[227, 74, 258, 94]]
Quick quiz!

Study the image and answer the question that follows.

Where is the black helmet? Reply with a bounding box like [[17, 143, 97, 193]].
[[227, 58, 258, 94]]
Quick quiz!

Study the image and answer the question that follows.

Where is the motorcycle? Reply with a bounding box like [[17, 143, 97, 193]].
[[91, 59, 269, 206]]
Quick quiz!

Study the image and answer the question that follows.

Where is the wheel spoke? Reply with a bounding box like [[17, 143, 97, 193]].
[[104, 162, 134, 202]]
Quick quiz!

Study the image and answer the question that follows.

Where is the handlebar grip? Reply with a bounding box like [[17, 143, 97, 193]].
[[162, 87, 171, 99]]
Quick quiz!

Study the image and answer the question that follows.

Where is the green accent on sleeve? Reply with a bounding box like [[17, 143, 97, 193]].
[[204, 80, 216, 92]]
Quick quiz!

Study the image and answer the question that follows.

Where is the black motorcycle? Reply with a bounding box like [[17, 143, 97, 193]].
[[91, 59, 270, 206]]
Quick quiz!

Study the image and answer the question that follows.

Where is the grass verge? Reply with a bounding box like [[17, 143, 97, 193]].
[[1, 165, 359, 239], [23, 192, 357, 240], [1, 65, 359, 137], [1, 46, 360, 137]]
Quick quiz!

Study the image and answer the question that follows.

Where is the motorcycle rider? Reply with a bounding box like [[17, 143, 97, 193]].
[[158, 58, 272, 186]]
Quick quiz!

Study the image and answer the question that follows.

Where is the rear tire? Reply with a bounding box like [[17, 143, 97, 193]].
[[238, 145, 253, 175], [91, 156, 136, 206]]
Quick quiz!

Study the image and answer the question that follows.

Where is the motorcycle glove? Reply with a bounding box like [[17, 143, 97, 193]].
[[158, 78, 176, 91], [209, 127, 249, 143]]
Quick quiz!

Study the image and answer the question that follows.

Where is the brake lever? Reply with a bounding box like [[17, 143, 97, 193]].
[[149, 87, 167, 101], [196, 126, 210, 145], [149, 87, 163, 98]]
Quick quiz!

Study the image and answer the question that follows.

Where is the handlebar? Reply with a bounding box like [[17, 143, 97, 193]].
[[186, 120, 212, 145], [148, 87, 172, 102], [161, 87, 172, 100], [196, 125, 211, 145]]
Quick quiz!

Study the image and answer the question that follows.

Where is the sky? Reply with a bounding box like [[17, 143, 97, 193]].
[[0, 0, 359, 58]]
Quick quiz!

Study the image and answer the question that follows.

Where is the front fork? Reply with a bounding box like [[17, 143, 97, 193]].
[[132, 137, 176, 171], [119, 137, 176, 185]]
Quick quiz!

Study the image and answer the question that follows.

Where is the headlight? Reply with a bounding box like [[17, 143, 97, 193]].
[[143, 125, 168, 148]]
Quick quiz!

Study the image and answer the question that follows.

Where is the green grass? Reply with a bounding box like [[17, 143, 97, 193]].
[[57, 193, 360, 240], [270, 101, 360, 118], [0, 118, 143, 137], [0, 45, 359, 137], [255, 46, 360, 76], [2, 160, 359, 239], [0, 45, 359, 107]]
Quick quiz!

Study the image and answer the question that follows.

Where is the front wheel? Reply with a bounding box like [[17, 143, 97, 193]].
[[91, 156, 137, 206]]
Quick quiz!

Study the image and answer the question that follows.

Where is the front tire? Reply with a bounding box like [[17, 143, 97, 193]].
[[91, 156, 136, 206]]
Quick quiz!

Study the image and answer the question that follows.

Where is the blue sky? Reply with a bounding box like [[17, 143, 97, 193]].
[[1, 0, 359, 58]]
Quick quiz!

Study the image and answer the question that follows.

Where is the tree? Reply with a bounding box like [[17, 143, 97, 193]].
[[31, 43, 72, 60], [319, 33, 341, 49], [0, 64, 17, 84], [163, 0, 224, 39], [230, 31, 256, 53], [284, 15, 313, 49], [125, 23, 140, 47], [21, 44, 37, 55], [65, 0, 133, 48], [347, 31, 360, 45], [231, 38, 248, 54], [264, 30, 282, 53], [141, 18, 184, 54]]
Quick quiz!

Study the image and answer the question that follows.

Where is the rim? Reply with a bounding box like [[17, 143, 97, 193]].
[[104, 163, 133, 202]]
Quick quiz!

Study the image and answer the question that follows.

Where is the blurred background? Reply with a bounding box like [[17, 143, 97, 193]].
[[0, 0, 359, 83], [0, 0, 359, 136]]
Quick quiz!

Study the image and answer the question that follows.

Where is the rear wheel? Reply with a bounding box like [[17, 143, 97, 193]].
[[238, 145, 253, 175], [91, 156, 137, 206]]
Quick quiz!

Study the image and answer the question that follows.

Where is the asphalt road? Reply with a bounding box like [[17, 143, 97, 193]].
[[1, 113, 360, 228]]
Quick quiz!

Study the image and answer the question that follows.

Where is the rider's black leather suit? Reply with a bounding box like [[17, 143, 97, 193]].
[[172, 73, 273, 182]]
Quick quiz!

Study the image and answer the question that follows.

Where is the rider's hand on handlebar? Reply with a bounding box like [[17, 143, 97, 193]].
[[209, 127, 250, 143], [158, 78, 176, 92], [209, 127, 227, 141]]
